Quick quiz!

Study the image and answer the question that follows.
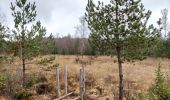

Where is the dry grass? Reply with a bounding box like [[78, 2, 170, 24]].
[[0, 55, 170, 99]]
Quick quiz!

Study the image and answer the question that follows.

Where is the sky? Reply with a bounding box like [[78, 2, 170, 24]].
[[0, 0, 170, 37]]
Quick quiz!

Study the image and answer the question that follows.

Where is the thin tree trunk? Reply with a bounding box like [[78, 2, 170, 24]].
[[116, 47, 123, 100], [81, 54, 83, 58], [22, 58, 26, 87]]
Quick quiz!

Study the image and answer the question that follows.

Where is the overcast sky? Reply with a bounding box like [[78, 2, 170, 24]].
[[0, 0, 170, 36]]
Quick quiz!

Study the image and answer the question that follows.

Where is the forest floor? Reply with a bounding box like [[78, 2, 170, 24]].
[[0, 55, 170, 100]]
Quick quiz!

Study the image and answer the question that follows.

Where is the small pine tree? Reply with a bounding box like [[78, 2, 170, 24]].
[[0, 23, 6, 52], [10, 0, 46, 87], [148, 64, 170, 100]]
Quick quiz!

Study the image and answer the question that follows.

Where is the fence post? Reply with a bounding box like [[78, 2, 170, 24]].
[[80, 68, 83, 100], [64, 65, 68, 94], [80, 67, 85, 100], [56, 67, 61, 97], [82, 66, 85, 92]]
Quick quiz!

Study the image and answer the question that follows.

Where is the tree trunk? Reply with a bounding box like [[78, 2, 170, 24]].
[[116, 47, 123, 100], [22, 58, 26, 87], [81, 54, 83, 58]]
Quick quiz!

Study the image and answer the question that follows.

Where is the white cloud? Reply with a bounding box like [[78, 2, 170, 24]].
[[0, 0, 170, 36]]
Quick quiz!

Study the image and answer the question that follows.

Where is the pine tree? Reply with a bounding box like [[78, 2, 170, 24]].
[[148, 65, 170, 100], [0, 23, 6, 52], [0, 11, 7, 54], [43, 33, 56, 54], [85, 0, 159, 99], [10, 0, 46, 87]]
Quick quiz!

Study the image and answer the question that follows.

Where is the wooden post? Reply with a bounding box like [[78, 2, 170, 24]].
[[80, 68, 82, 100], [64, 65, 68, 94], [56, 67, 61, 97], [80, 67, 85, 100], [82, 66, 85, 92]]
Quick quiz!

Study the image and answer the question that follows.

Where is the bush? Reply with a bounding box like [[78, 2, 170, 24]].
[[0, 74, 6, 93], [136, 92, 149, 100], [148, 65, 170, 100], [0, 56, 15, 63], [48, 63, 59, 69], [136, 65, 170, 100], [0, 70, 23, 98], [0, 56, 7, 63], [26, 75, 47, 87], [38, 56, 55, 64], [14, 89, 30, 100], [43, 63, 59, 71]]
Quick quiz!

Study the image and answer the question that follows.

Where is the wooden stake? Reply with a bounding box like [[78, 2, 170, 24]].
[[82, 66, 85, 92], [56, 67, 61, 97], [64, 65, 68, 94], [80, 68, 84, 100]]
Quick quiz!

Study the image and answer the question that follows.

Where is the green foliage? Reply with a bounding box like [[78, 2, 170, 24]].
[[135, 92, 148, 100], [0, 55, 15, 63], [26, 75, 47, 87], [10, 0, 46, 87], [0, 21, 9, 54], [136, 65, 170, 100], [85, 0, 159, 60], [154, 38, 170, 58], [41, 33, 56, 54], [43, 63, 59, 71], [0, 23, 6, 48], [38, 56, 55, 64], [0, 56, 7, 63], [14, 89, 30, 100], [47, 34, 56, 54], [86, 1, 159, 99], [49, 63, 59, 69], [148, 65, 170, 100], [0, 74, 6, 91], [10, 0, 46, 59]]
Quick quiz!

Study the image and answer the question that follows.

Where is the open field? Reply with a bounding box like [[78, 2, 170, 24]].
[[0, 55, 170, 99]]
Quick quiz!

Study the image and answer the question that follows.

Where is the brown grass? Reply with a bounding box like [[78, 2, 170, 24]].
[[0, 55, 170, 99]]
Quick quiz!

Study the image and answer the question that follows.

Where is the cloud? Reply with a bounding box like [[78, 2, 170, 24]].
[[0, 0, 170, 36], [142, 0, 170, 25]]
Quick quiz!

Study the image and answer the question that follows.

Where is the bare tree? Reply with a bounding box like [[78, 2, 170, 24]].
[[161, 8, 169, 39], [75, 16, 88, 58]]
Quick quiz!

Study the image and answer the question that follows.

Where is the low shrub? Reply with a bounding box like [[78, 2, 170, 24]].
[[26, 75, 47, 87], [38, 56, 55, 64], [0, 56, 7, 63], [0, 70, 23, 98], [43, 63, 59, 71], [14, 89, 30, 100], [74, 57, 91, 65], [0, 56, 15, 63], [148, 65, 170, 100], [0, 74, 6, 93], [136, 65, 170, 100]]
